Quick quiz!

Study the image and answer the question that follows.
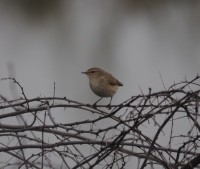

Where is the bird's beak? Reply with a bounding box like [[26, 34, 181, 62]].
[[82, 71, 87, 74]]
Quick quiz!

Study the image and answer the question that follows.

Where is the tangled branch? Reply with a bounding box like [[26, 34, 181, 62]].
[[0, 76, 200, 169]]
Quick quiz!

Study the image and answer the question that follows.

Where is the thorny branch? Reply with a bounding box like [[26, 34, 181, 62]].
[[0, 76, 200, 169]]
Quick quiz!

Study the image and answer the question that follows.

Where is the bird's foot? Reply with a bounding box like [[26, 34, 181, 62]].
[[92, 103, 97, 108], [107, 103, 111, 110]]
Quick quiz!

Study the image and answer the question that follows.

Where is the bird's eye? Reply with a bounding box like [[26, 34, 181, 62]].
[[91, 71, 95, 73]]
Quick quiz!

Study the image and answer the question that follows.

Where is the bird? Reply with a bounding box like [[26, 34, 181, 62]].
[[82, 67, 123, 106]]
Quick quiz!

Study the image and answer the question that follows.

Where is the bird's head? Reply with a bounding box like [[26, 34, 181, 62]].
[[82, 67, 105, 79]]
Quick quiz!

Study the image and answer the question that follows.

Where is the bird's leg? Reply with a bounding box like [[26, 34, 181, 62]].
[[107, 97, 112, 109], [93, 97, 103, 107]]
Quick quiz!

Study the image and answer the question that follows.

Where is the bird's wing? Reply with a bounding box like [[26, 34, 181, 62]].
[[107, 77, 123, 86]]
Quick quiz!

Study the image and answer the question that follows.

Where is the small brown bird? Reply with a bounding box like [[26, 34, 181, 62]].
[[82, 67, 123, 106]]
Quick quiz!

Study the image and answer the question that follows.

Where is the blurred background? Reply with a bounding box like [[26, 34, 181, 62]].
[[0, 0, 200, 168]]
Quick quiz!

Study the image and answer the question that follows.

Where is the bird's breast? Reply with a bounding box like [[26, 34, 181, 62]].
[[89, 79, 118, 97]]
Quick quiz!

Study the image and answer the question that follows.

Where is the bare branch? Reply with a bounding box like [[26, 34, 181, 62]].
[[0, 76, 200, 168]]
